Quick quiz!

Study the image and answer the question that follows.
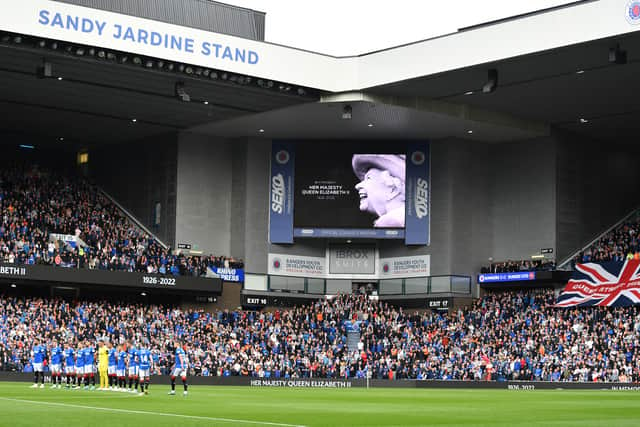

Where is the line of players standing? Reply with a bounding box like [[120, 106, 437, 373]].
[[29, 337, 188, 395]]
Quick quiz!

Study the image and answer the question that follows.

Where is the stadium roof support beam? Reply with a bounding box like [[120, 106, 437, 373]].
[[320, 92, 550, 138]]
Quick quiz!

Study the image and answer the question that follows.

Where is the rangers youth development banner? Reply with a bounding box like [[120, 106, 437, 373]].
[[404, 142, 430, 245], [556, 260, 640, 307], [269, 142, 295, 244]]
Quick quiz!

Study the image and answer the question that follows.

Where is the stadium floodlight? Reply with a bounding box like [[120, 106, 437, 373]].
[[482, 69, 498, 93], [132, 56, 142, 65], [144, 60, 153, 68], [175, 82, 191, 102], [342, 105, 353, 120], [106, 52, 116, 61], [97, 50, 105, 59], [36, 60, 53, 79], [37, 40, 46, 48], [209, 72, 218, 80], [609, 44, 627, 65], [185, 66, 194, 75], [75, 47, 85, 56]]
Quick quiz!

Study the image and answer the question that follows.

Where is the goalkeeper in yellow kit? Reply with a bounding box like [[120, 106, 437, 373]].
[[98, 340, 109, 390]]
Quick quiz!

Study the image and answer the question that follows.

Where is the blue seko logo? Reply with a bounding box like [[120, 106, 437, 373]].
[[627, 1, 640, 24]]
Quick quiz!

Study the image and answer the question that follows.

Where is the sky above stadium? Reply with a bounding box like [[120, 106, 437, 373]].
[[224, 0, 573, 56]]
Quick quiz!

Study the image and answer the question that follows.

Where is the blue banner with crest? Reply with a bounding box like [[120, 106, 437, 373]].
[[404, 142, 430, 245], [269, 142, 295, 244]]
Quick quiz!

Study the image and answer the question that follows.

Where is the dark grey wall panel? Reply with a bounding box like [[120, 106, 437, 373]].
[[555, 132, 640, 261], [176, 132, 233, 255], [54, 0, 266, 41], [242, 138, 270, 273], [230, 139, 247, 260], [90, 133, 177, 246], [489, 137, 557, 262]]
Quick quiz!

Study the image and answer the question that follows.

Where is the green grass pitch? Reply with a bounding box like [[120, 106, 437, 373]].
[[0, 382, 638, 426]]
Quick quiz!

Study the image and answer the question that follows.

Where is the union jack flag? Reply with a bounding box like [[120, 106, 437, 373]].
[[556, 259, 640, 307]]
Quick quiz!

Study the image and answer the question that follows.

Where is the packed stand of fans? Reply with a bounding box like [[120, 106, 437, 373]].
[[2, 290, 639, 383], [0, 165, 242, 276], [480, 259, 555, 273], [576, 215, 640, 265]]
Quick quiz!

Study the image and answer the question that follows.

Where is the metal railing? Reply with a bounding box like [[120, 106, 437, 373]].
[[97, 187, 169, 250], [265, 275, 472, 296]]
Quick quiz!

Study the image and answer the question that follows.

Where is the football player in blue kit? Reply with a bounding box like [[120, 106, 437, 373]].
[[117, 344, 127, 391], [137, 345, 153, 395], [49, 341, 63, 388], [74, 343, 84, 389], [107, 341, 118, 390], [30, 338, 46, 388], [168, 340, 188, 396], [127, 341, 139, 393], [63, 343, 75, 389], [83, 339, 96, 390]]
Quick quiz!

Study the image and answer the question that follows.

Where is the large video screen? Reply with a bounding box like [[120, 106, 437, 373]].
[[269, 140, 430, 243], [294, 142, 406, 230]]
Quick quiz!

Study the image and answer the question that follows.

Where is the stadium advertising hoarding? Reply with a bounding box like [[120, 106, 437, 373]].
[[478, 272, 536, 283], [269, 142, 295, 244], [328, 244, 376, 275], [268, 253, 326, 277], [270, 141, 430, 244], [379, 255, 430, 278], [3, 371, 638, 390], [208, 266, 244, 282], [405, 142, 431, 245], [0, 263, 222, 293], [268, 252, 433, 279]]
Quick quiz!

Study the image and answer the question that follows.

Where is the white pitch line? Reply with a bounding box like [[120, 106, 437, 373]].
[[0, 397, 306, 427]]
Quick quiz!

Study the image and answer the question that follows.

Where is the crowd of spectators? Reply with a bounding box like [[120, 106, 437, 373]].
[[576, 216, 640, 264], [480, 259, 555, 274], [2, 290, 639, 383], [0, 165, 242, 276]]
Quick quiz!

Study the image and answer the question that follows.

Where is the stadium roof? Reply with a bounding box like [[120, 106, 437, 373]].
[[0, 0, 638, 146]]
